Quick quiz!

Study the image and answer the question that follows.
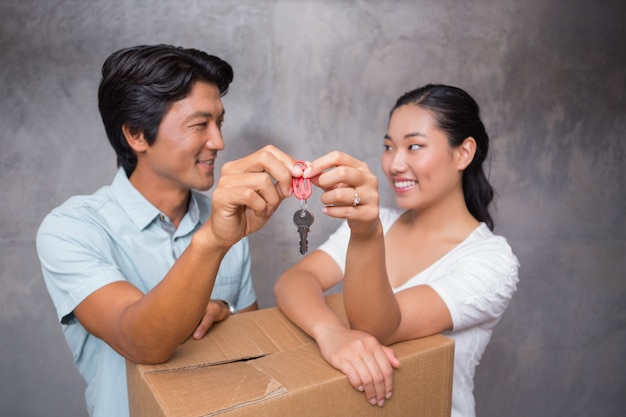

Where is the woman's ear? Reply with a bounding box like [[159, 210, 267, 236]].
[[122, 124, 148, 153], [456, 136, 477, 171]]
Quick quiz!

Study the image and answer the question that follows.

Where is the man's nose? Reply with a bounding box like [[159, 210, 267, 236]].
[[206, 125, 225, 150]]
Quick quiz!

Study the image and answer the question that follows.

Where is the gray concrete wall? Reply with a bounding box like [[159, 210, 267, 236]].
[[1, 1, 624, 416]]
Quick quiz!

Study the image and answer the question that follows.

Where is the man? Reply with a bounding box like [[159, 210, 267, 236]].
[[36, 44, 302, 417]]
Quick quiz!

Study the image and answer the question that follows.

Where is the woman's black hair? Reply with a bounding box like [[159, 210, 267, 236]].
[[391, 84, 495, 230], [98, 44, 234, 176]]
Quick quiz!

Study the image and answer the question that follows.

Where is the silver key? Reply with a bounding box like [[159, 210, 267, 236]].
[[293, 209, 314, 254]]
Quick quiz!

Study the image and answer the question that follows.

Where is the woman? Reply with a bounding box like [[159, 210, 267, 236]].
[[274, 84, 519, 417]]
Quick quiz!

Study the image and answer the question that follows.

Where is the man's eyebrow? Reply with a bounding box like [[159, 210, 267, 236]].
[[185, 110, 225, 122]]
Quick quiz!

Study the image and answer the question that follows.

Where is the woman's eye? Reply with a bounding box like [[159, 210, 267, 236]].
[[409, 144, 422, 151], [383, 144, 393, 151]]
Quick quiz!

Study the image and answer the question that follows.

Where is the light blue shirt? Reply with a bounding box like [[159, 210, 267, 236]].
[[36, 168, 255, 417]]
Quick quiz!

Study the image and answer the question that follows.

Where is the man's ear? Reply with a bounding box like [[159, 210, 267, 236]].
[[456, 136, 477, 171], [121, 124, 148, 153]]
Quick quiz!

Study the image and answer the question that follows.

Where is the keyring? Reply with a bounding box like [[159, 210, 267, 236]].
[[292, 160, 312, 200]]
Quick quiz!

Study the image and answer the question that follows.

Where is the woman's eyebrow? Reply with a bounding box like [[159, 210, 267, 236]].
[[384, 132, 426, 140]]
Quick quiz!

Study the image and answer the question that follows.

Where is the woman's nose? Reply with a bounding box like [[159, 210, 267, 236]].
[[390, 151, 407, 173]]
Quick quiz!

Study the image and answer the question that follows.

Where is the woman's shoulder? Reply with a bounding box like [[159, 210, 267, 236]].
[[457, 223, 520, 274], [379, 207, 405, 230], [470, 224, 515, 252]]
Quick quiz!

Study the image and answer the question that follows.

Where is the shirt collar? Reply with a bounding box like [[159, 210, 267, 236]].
[[187, 193, 200, 225], [110, 168, 161, 230], [110, 168, 201, 232], [111, 168, 200, 230], [177, 193, 200, 236]]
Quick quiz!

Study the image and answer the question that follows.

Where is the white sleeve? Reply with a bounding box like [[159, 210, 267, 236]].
[[315, 207, 404, 276], [428, 235, 520, 332], [316, 220, 351, 275]]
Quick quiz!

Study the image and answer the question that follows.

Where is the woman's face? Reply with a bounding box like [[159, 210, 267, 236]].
[[381, 104, 464, 211]]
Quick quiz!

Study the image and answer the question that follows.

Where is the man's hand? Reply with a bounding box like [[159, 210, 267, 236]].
[[192, 300, 260, 339], [200, 145, 302, 249], [192, 299, 231, 339]]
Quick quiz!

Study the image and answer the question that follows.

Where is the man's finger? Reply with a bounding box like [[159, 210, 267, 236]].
[[193, 315, 214, 339], [221, 146, 301, 197], [218, 172, 281, 201]]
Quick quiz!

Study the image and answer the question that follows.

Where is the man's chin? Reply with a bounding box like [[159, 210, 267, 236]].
[[192, 178, 215, 192]]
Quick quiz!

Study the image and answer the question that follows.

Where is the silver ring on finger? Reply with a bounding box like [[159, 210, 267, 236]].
[[352, 188, 361, 207]]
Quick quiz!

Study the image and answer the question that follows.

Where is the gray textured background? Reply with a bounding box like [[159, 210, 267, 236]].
[[1, 1, 625, 416]]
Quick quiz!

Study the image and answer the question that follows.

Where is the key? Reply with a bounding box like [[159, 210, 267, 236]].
[[293, 208, 314, 254], [291, 160, 314, 254]]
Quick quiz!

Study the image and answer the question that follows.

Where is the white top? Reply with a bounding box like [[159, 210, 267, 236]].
[[318, 207, 519, 417]]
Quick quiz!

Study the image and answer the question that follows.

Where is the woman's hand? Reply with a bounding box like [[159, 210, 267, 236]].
[[304, 151, 380, 237], [316, 326, 400, 407]]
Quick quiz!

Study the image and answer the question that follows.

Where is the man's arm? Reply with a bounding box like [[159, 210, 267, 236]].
[[75, 146, 300, 364], [73, 233, 230, 364]]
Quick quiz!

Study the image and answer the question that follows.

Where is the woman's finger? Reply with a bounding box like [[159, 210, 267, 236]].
[[319, 186, 365, 207], [304, 151, 365, 179]]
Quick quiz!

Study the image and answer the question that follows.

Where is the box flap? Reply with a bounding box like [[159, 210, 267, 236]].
[[145, 361, 287, 417], [138, 307, 313, 373]]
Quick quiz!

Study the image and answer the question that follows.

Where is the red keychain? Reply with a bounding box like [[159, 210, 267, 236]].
[[292, 160, 312, 200]]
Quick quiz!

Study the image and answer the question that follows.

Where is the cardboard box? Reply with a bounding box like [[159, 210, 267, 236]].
[[127, 294, 454, 417]]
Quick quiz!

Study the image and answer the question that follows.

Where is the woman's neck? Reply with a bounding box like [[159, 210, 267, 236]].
[[401, 192, 479, 241]]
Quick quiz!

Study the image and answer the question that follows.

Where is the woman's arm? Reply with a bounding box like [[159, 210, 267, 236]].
[[275, 249, 399, 407], [342, 218, 401, 342], [303, 152, 452, 345], [275, 250, 348, 342], [344, 223, 453, 345], [277, 152, 405, 406], [303, 152, 403, 341]]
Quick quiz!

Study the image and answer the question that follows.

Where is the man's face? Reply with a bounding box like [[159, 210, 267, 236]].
[[137, 81, 225, 193]]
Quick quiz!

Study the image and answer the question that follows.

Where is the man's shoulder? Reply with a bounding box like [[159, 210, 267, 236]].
[[38, 185, 119, 237], [48, 185, 114, 219]]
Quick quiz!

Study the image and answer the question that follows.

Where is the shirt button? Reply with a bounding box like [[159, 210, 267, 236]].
[[159, 214, 165, 221], [174, 237, 178, 241]]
